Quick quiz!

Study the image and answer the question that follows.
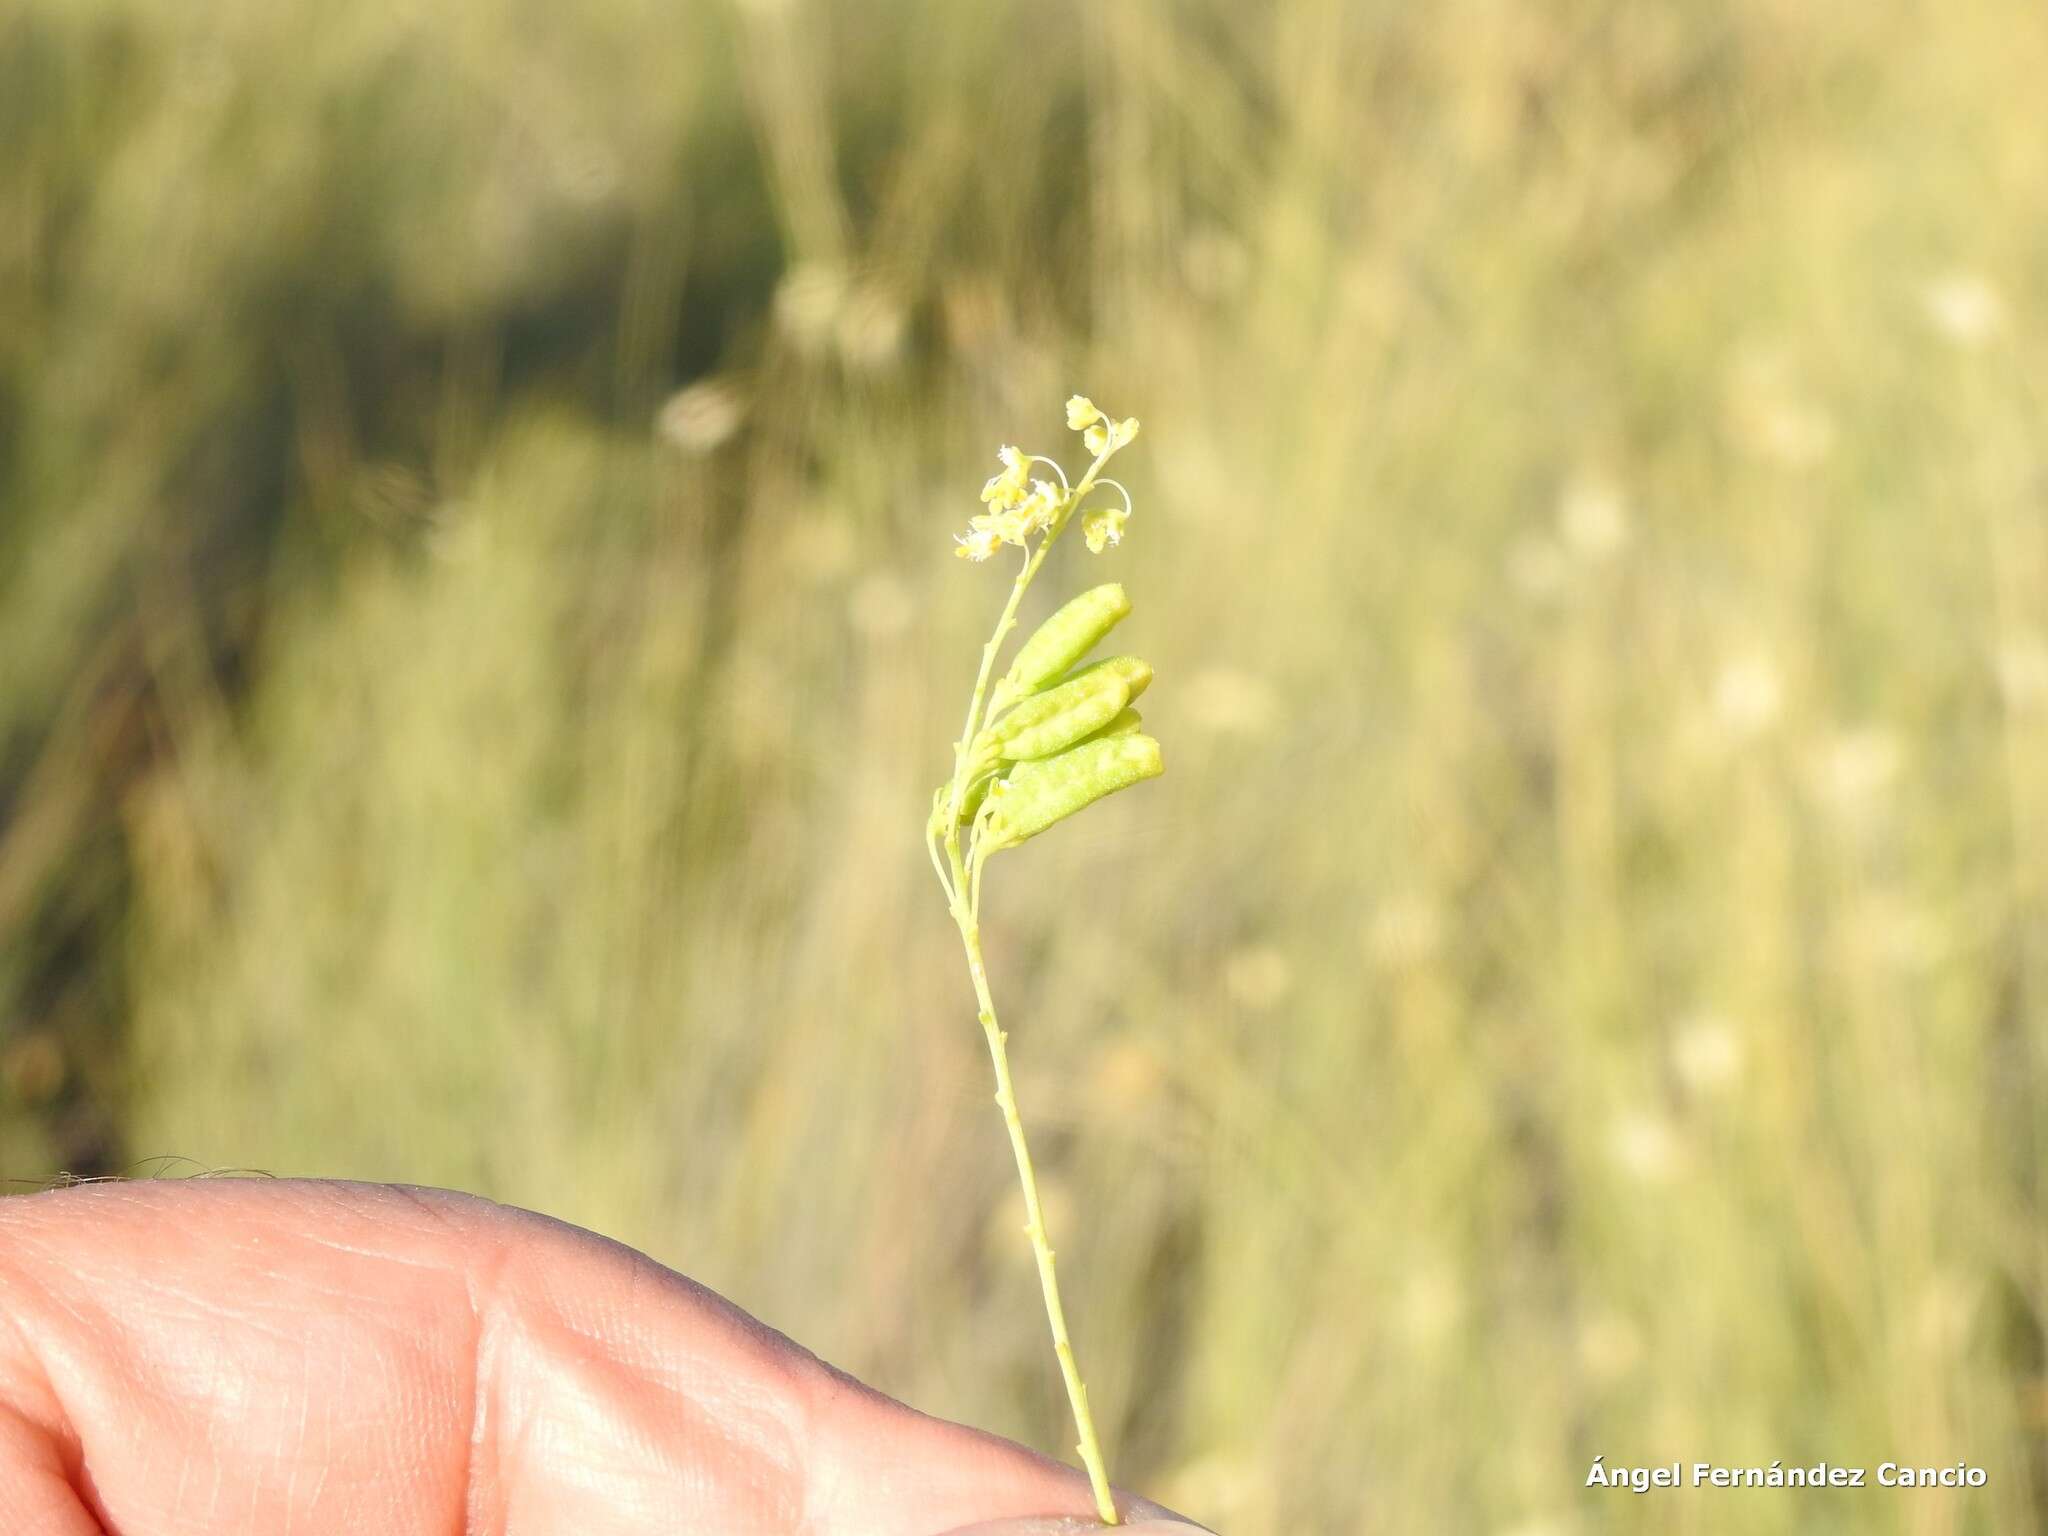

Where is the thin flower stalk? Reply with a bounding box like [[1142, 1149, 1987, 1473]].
[[927, 396, 1160, 1527]]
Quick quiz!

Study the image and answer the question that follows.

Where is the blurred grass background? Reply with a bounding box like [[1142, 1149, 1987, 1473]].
[[3, 0, 2046, 1530]]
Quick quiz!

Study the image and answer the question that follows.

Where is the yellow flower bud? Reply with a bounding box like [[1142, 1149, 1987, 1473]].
[[1067, 395, 1104, 430], [1012, 479, 1062, 540], [1080, 415, 1139, 458], [980, 444, 1032, 509], [1082, 507, 1128, 553]]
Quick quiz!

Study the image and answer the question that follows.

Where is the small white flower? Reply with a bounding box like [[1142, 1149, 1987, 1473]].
[[980, 444, 1032, 509], [1083, 416, 1139, 456], [1082, 506, 1127, 552], [1018, 479, 1063, 537], [954, 525, 1002, 562]]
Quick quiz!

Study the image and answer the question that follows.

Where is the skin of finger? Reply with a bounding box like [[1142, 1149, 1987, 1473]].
[[940, 1522, 1212, 1536], [0, 1180, 1150, 1535]]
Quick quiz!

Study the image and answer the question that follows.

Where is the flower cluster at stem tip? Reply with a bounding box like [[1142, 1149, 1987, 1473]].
[[955, 396, 1140, 563]]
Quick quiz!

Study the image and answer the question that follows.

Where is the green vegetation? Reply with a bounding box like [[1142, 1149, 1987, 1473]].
[[931, 413, 1162, 1523], [2, 2, 2045, 1531]]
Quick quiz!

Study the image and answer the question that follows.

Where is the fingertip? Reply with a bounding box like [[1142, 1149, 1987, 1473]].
[[937, 1521, 1214, 1536]]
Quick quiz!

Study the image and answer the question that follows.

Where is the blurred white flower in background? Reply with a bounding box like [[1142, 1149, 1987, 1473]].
[[1712, 652, 1784, 741], [1921, 271, 2005, 347], [774, 261, 849, 351], [1398, 1260, 1465, 1350], [1808, 725, 1902, 829], [1671, 1012, 1744, 1095], [1609, 1110, 1680, 1184], [657, 378, 746, 453], [1557, 472, 1631, 564], [1995, 634, 2048, 715]]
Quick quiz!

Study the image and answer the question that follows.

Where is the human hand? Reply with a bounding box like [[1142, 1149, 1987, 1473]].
[[0, 1179, 1206, 1535]]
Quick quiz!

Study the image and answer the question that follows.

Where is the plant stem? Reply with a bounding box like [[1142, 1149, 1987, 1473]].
[[933, 441, 1125, 1525], [948, 883, 1119, 1525], [948, 546, 1046, 822]]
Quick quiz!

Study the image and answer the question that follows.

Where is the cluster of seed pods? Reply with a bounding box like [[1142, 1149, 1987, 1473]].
[[957, 582, 1165, 853]]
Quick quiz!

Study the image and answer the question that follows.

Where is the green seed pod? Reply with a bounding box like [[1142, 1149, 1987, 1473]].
[[984, 734, 1164, 851], [983, 666, 1130, 761], [1000, 583, 1130, 701], [956, 769, 997, 823], [1059, 654, 1153, 705], [960, 708, 1142, 824], [1087, 706, 1144, 741]]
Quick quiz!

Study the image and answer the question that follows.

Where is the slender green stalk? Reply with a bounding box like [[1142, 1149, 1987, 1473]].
[[946, 855, 1118, 1524], [938, 541, 1119, 1523], [929, 402, 1155, 1527], [947, 544, 1047, 823]]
